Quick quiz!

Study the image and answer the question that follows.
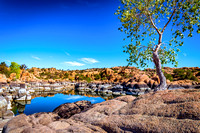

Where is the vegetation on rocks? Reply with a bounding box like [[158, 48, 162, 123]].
[[0, 61, 199, 86], [173, 69, 198, 81], [0, 62, 10, 78], [10, 62, 21, 79]]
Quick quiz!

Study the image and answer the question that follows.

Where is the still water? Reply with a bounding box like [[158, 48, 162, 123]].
[[12, 93, 105, 116]]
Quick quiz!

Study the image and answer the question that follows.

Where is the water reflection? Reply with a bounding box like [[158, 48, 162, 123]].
[[12, 101, 31, 114], [12, 90, 108, 116]]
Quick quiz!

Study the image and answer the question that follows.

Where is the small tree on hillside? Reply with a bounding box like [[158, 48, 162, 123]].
[[116, 0, 200, 91], [20, 64, 28, 70], [0, 62, 10, 77], [10, 62, 21, 79]]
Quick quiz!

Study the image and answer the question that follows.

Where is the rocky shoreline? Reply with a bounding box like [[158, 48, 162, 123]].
[[0, 80, 199, 111], [0, 80, 200, 132], [2, 89, 200, 133]]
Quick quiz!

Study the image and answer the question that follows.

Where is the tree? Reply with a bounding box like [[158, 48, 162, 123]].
[[0, 62, 10, 77], [10, 62, 21, 79], [20, 64, 28, 70], [116, 0, 200, 91]]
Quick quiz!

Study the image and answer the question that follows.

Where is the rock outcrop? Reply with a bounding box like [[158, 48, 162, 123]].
[[3, 89, 200, 133], [0, 96, 14, 132], [53, 101, 92, 119]]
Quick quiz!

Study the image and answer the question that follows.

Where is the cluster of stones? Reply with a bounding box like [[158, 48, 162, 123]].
[[0, 81, 75, 104], [0, 81, 76, 130], [75, 73, 200, 97], [75, 82, 152, 97]]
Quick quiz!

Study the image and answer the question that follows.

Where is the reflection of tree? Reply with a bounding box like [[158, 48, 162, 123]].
[[11, 104, 18, 115], [31, 92, 56, 99], [76, 91, 114, 100], [11, 91, 114, 116], [17, 103, 25, 114], [12, 101, 31, 115]]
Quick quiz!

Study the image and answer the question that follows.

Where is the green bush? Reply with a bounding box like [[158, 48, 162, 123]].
[[94, 74, 101, 80], [185, 70, 193, 79], [164, 73, 173, 81], [173, 69, 198, 81], [173, 69, 185, 79], [64, 73, 69, 79], [10, 62, 21, 79], [101, 77, 107, 80], [113, 69, 118, 73], [86, 77, 92, 83], [0, 62, 10, 77], [191, 76, 198, 82]]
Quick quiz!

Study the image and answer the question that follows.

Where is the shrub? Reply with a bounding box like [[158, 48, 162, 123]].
[[164, 73, 173, 81], [102, 77, 107, 80], [86, 77, 92, 83], [10, 62, 21, 79], [113, 69, 118, 73], [173, 69, 198, 81], [173, 69, 185, 79], [0, 62, 10, 77], [94, 74, 101, 80], [191, 76, 198, 82], [185, 70, 193, 79], [64, 73, 69, 79]]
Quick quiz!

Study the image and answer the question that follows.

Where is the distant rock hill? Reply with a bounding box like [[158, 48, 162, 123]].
[[0, 66, 200, 87]]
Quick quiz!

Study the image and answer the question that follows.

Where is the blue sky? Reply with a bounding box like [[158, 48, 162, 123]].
[[0, 0, 199, 70]]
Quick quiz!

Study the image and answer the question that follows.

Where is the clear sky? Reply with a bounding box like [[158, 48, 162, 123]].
[[0, 0, 199, 70]]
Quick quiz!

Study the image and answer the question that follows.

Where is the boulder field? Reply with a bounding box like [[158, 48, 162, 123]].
[[3, 89, 200, 133]]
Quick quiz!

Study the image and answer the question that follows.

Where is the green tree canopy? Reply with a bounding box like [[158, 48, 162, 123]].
[[116, 0, 200, 90], [116, 0, 200, 67], [0, 62, 10, 77], [10, 62, 21, 79]]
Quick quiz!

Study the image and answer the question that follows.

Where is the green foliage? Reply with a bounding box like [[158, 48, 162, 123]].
[[173, 69, 185, 79], [173, 69, 198, 81], [113, 69, 118, 73], [10, 62, 21, 79], [125, 74, 133, 78], [99, 71, 110, 80], [77, 74, 85, 80], [101, 77, 107, 80], [94, 74, 101, 80], [164, 73, 173, 81], [0, 62, 10, 77], [40, 72, 60, 79], [75, 74, 92, 83], [116, 0, 200, 68], [29, 69, 34, 73], [64, 72, 69, 79], [85, 77, 92, 83], [20, 64, 28, 70]]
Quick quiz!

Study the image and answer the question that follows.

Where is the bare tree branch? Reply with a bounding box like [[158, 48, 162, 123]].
[[161, 9, 176, 33], [149, 15, 161, 35]]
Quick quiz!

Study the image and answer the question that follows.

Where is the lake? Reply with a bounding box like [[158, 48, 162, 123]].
[[12, 93, 105, 115]]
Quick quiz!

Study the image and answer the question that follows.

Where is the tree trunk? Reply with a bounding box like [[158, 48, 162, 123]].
[[153, 51, 167, 91]]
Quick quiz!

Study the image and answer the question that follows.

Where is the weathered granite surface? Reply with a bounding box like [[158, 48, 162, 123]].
[[3, 89, 200, 133]]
